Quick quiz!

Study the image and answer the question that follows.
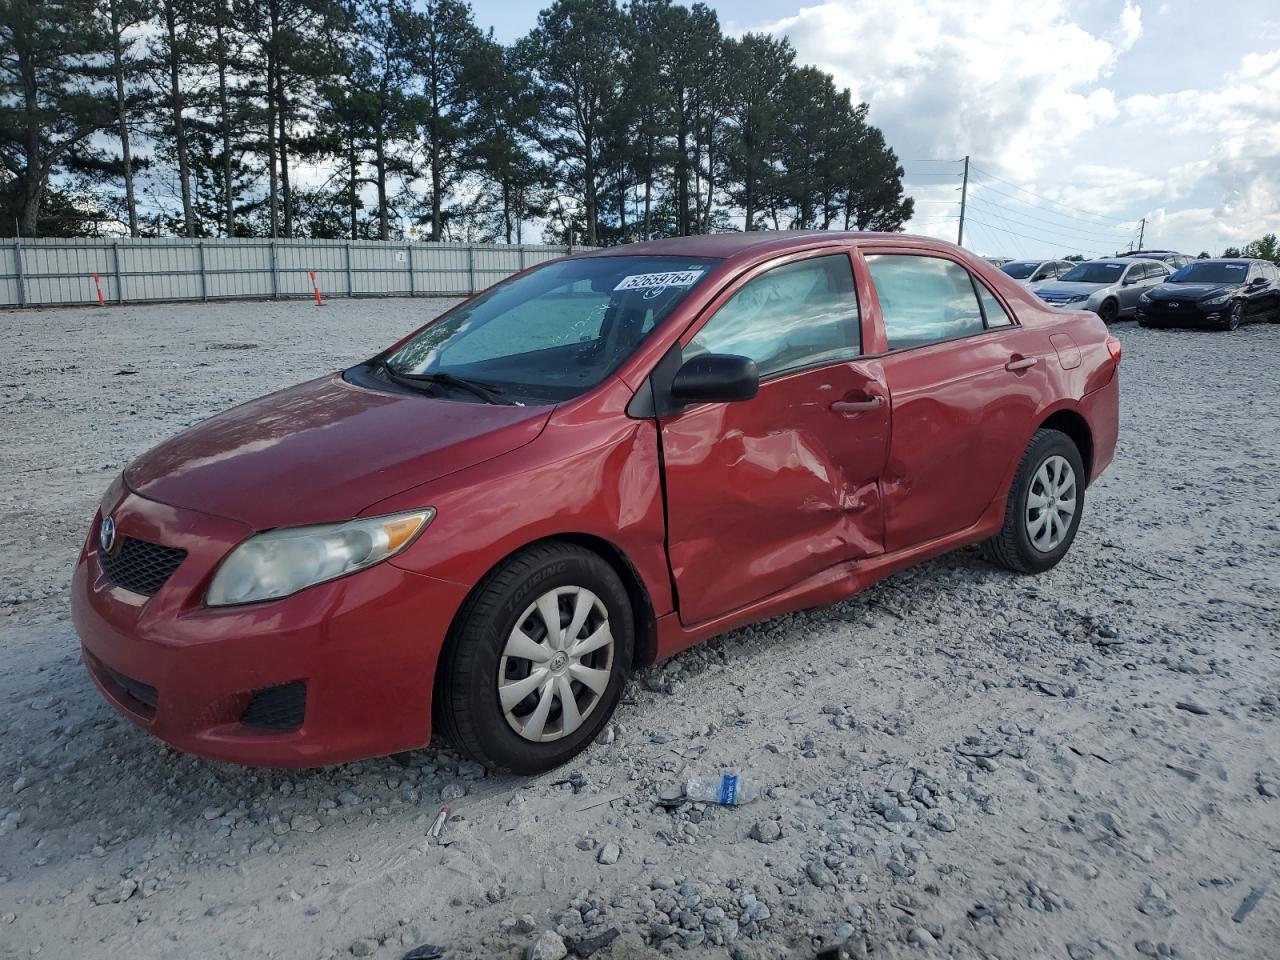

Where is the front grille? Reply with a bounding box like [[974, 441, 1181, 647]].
[[240, 681, 307, 729], [91, 655, 159, 718], [99, 536, 187, 596]]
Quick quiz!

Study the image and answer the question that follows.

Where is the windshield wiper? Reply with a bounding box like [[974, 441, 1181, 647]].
[[373, 359, 517, 405]]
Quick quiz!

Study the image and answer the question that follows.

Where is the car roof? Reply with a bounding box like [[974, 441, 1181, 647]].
[[1194, 258, 1257, 265], [1080, 258, 1155, 266], [571, 230, 947, 261]]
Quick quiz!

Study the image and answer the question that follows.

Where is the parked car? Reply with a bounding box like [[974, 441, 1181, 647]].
[[72, 232, 1120, 774], [1122, 249, 1193, 271], [1137, 258, 1280, 330], [1034, 258, 1169, 322], [1000, 259, 1076, 288]]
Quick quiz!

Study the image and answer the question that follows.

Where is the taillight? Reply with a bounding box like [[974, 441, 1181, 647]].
[[1106, 336, 1122, 363]]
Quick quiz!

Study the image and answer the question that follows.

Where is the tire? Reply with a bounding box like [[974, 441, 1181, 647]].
[[980, 429, 1086, 575], [1222, 302, 1242, 330], [1097, 299, 1118, 324], [1137, 314, 1152, 328], [435, 542, 634, 774]]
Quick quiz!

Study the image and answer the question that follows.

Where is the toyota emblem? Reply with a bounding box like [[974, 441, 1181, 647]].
[[99, 516, 117, 554]]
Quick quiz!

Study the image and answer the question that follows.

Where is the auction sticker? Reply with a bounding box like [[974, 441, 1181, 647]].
[[614, 270, 705, 291]]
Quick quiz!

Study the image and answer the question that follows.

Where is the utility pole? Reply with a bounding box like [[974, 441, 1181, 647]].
[[957, 155, 970, 247], [1137, 217, 1146, 250]]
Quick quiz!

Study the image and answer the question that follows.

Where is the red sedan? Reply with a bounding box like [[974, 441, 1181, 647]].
[[71, 232, 1120, 773]]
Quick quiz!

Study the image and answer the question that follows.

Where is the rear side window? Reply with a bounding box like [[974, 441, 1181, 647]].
[[864, 254, 988, 349], [688, 254, 860, 378], [974, 281, 1014, 328]]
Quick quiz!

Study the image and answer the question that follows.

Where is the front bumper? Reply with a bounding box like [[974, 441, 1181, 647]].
[[1137, 299, 1229, 327], [70, 489, 469, 767]]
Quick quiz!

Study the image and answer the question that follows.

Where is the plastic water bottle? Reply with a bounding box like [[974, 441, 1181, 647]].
[[685, 773, 761, 806]]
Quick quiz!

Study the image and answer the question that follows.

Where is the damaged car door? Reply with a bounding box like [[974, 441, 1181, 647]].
[[658, 250, 890, 626]]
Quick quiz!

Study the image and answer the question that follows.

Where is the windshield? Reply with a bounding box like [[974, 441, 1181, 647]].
[[1001, 261, 1040, 280], [1168, 262, 1249, 284], [382, 255, 721, 403], [1058, 262, 1126, 284]]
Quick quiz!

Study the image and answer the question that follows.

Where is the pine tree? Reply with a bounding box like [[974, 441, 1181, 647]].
[[517, 0, 625, 246], [0, 0, 114, 236]]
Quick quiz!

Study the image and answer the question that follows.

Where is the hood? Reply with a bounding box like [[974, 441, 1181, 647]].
[[1036, 281, 1109, 299], [1147, 282, 1235, 301], [126, 373, 552, 529]]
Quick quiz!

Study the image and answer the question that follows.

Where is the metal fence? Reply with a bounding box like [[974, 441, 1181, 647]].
[[0, 238, 591, 308]]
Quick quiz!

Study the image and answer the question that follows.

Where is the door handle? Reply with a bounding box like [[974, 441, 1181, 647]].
[[830, 396, 884, 414], [1005, 356, 1039, 372]]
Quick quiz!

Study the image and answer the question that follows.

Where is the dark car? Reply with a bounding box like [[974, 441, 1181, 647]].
[[1138, 258, 1280, 330]]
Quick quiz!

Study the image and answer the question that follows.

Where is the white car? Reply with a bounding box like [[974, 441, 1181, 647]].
[[1034, 258, 1170, 322], [1000, 260, 1077, 289]]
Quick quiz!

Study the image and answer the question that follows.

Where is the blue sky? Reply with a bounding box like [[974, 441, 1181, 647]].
[[469, 0, 1280, 258]]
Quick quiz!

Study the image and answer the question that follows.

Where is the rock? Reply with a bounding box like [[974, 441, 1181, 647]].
[[597, 842, 620, 865], [806, 861, 837, 888], [349, 938, 379, 957], [440, 783, 466, 802], [290, 815, 322, 833], [516, 914, 538, 933], [908, 927, 937, 947], [527, 930, 568, 960], [1175, 701, 1210, 716], [655, 783, 685, 808], [1066, 944, 1096, 960], [750, 819, 782, 843], [884, 805, 917, 823], [929, 813, 957, 833], [567, 927, 620, 958], [11, 776, 30, 795]]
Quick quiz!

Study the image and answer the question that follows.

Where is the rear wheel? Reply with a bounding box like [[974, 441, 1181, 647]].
[[980, 429, 1085, 575], [1097, 299, 1118, 324], [435, 543, 633, 773]]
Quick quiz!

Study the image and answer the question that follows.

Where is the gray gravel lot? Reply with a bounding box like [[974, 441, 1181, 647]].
[[1, 297, 1278, 960]]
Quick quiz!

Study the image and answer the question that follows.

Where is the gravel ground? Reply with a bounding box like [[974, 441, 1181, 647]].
[[1, 297, 1278, 960]]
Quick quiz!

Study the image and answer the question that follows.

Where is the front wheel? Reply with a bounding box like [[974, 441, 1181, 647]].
[[435, 543, 634, 773], [1222, 302, 1243, 330], [980, 429, 1085, 574], [1097, 299, 1118, 324]]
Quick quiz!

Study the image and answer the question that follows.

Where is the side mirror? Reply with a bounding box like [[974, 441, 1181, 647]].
[[1250, 276, 1268, 286], [670, 353, 759, 405]]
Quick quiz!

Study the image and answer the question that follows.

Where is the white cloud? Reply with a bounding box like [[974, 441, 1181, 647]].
[[755, 0, 1132, 182], [745, 0, 1280, 257]]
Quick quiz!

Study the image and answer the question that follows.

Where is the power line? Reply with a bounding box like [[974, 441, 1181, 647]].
[[961, 216, 1112, 257], [965, 195, 1135, 246], [967, 163, 1137, 224], [966, 178, 1140, 232]]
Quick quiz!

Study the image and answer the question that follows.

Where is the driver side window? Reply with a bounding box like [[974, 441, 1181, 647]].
[[688, 254, 860, 379]]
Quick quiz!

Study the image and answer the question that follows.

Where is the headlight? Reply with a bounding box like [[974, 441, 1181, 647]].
[[1139, 291, 1152, 303], [1202, 293, 1230, 307], [206, 509, 435, 606], [1062, 294, 1088, 304]]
